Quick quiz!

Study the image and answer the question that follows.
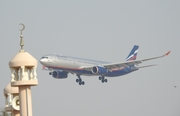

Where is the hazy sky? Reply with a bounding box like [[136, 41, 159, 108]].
[[0, 0, 180, 116]]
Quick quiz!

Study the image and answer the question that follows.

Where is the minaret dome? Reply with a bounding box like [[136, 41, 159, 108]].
[[8, 23, 37, 68]]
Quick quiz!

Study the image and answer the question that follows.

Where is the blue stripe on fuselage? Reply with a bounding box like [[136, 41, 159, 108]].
[[105, 67, 136, 77], [48, 66, 138, 77]]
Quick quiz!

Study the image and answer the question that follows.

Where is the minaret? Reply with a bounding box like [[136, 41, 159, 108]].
[[3, 83, 20, 116], [9, 24, 38, 116]]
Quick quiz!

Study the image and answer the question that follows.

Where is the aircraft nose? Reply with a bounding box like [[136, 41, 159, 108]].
[[39, 58, 46, 64]]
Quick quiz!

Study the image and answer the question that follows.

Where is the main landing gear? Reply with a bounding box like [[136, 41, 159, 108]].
[[99, 76, 108, 83], [76, 75, 85, 85]]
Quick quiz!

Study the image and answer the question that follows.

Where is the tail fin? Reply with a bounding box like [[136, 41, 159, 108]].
[[126, 45, 139, 61]]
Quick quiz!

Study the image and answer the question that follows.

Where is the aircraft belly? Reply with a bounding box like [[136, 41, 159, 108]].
[[105, 70, 131, 77]]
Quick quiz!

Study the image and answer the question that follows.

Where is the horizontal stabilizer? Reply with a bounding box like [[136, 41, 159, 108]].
[[137, 64, 157, 68]]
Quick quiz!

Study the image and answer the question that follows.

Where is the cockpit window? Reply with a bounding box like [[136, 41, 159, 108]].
[[42, 57, 48, 59]]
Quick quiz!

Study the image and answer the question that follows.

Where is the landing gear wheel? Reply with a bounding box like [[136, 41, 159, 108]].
[[49, 72, 52, 75], [102, 79, 105, 83], [99, 76, 102, 80], [104, 79, 108, 83], [81, 81, 85, 85], [76, 79, 79, 83], [78, 80, 85, 85]]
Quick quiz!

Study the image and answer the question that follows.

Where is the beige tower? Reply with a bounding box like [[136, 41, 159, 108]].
[[3, 83, 20, 116], [9, 24, 38, 116]]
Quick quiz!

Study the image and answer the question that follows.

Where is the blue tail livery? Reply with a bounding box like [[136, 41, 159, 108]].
[[126, 45, 139, 61]]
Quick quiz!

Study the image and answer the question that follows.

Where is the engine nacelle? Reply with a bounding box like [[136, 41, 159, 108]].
[[52, 71, 68, 79], [91, 66, 108, 75]]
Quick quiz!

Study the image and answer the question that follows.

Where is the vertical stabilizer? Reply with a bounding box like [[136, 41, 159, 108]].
[[126, 45, 139, 61]]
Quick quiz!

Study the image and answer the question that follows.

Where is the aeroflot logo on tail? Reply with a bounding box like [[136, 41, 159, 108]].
[[126, 49, 138, 61]]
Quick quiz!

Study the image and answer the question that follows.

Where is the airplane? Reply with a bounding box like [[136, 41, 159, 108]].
[[39, 45, 170, 85]]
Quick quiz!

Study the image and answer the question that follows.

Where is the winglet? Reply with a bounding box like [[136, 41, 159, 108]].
[[164, 51, 171, 56]]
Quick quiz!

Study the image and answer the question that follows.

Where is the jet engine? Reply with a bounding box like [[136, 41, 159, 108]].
[[52, 71, 68, 79], [91, 66, 108, 75]]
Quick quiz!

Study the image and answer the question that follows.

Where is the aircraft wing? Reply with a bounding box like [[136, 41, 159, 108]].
[[84, 51, 170, 71]]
